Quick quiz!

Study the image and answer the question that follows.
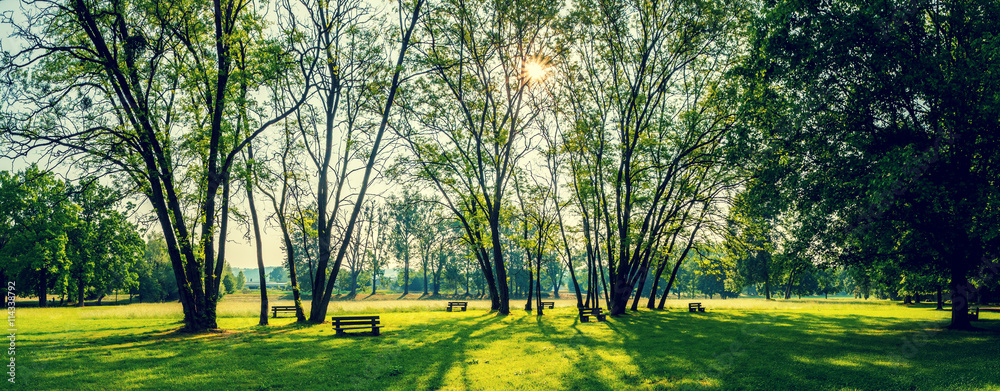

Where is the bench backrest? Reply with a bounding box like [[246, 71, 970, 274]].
[[331, 315, 379, 321], [448, 302, 467, 305]]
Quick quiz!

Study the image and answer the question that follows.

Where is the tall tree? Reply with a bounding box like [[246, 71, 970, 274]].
[[561, 0, 740, 315], [0, 167, 74, 307], [736, 0, 1000, 329], [277, 0, 426, 323], [66, 180, 143, 306], [396, 0, 561, 314], [0, 0, 311, 330]]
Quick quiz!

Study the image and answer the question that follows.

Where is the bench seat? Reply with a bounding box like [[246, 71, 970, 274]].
[[331, 316, 381, 336], [579, 307, 606, 322]]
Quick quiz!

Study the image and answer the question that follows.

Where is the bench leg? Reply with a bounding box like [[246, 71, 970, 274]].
[[580, 316, 589, 322], [372, 327, 380, 336], [461, 307, 466, 311], [447, 307, 452, 312]]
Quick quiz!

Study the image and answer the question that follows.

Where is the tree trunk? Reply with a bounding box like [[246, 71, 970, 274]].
[[245, 142, 269, 326], [936, 285, 943, 310], [490, 216, 510, 314], [37, 267, 47, 308], [658, 257, 687, 310], [350, 272, 359, 296], [525, 265, 534, 311], [647, 258, 669, 309], [783, 270, 795, 300], [948, 264, 974, 330], [536, 253, 544, 316], [629, 263, 649, 312], [77, 273, 85, 307], [281, 225, 306, 323], [403, 253, 410, 295]]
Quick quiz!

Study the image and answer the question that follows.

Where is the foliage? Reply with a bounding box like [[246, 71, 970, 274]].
[[0, 167, 141, 306], [735, 0, 1000, 328], [133, 233, 179, 303], [269, 267, 288, 284]]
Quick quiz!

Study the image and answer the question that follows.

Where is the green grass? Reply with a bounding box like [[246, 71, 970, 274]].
[[13, 297, 1000, 390]]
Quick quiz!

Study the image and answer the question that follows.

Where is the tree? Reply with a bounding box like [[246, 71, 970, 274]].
[[737, 0, 1000, 329], [0, 167, 74, 307], [242, 138, 270, 325], [236, 271, 246, 291], [389, 191, 424, 296], [255, 125, 308, 321], [1, 0, 310, 331], [393, 0, 563, 315], [559, 0, 741, 315], [223, 274, 237, 294], [365, 202, 391, 296], [66, 180, 143, 306], [815, 268, 842, 299], [273, 0, 427, 324], [133, 233, 179, 303], [269, 267, 287, 284]]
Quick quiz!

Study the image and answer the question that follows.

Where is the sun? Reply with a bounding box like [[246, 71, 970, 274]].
[[522, 56, 550, 84]]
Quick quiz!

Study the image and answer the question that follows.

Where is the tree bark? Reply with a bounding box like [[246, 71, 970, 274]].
[[37, 267, 47, 308], [525, 265, 533, 311], [246, 172, 268, 326], [948, 263, 974, 330], [77, 273, 85, 307], [936, 285, 943, 310]]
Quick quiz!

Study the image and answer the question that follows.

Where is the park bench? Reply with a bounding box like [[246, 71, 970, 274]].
[[271, 305, 297, 318], [970, 307, 999, 321], [689, 303, 706, 313], [540, 301, 554, 309], [579, 307, 607, 322], [331, 315, 381, 336], [447, 301, 468, 312]]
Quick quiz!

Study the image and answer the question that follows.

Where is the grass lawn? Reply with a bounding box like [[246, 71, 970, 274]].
[[12, 296, 1000, 390]]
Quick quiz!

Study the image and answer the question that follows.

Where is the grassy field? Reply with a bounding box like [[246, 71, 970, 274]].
[[13, 295, 1000, 390]]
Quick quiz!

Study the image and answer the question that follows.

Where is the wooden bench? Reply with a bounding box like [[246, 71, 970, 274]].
[[540, 301, 554, 309], [969, 307, 980, 321], [689, 303, 706, 312], [271, 305, 297, 318], [579, 307, 607, 322], [447, 301, 468, 312], [331, 315, 381, 336]]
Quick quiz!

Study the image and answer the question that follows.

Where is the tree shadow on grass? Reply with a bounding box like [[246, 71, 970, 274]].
[[600, 309, 1000, 390], [22, 306, 1000, 390]]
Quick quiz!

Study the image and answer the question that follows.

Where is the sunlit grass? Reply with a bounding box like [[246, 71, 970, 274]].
[[13, 296, 1000, 390]]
